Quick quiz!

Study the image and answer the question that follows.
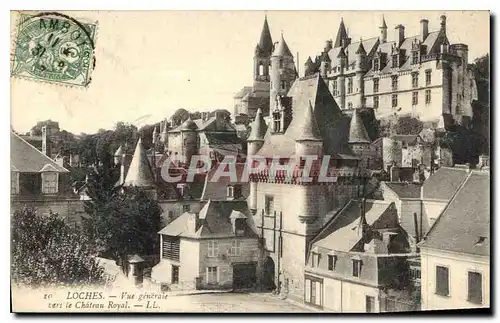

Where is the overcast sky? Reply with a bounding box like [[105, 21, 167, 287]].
[[11, 10, 489, 134]]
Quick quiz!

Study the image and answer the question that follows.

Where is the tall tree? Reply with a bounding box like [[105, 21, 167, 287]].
[[11, 207, 104, 287], [171, 108, 190, 126]]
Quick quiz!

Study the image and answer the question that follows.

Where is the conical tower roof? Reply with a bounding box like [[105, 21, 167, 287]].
[[349, 109, 371, 144], [247, 108, 267, 141], [355, 38, 366, 55], [178, 117, 198, 131], [123, 138, 156, 187], [337, 46, 347, 58], [257, 15, 274, 56], [380, 15, 387, 29], [272, 33, 293, 57], [334, 18, 348, 48], [296, 101, 322, 142]]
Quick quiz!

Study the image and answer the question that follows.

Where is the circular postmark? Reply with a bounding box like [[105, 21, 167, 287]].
[[12, 12, 96, 87]]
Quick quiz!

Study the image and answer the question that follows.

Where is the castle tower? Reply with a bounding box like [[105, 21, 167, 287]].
[[178, 117, 198, 164], [295, 101, 323, 159], [355, 38, 367, 109], [334, 18, 349, 48], [269, 32, 296, 114], [379, 15, 387, 44], [247, 108, 267, 157], [254, 15, 274, 83], [348, 109, 371, 168], [123, 138, 156, 189], [337, 47, 347, 110]]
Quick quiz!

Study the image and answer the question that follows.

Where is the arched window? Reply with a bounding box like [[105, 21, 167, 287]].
[[259, 64, 264, 76], [348, 102, 353, 110], [280, 80, 286, 90]]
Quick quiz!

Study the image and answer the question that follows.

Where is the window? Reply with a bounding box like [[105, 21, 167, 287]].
[[41, 172, 58, 194], [162, 236, 180, 261], [435, 266, 449, 296], [352, 259, 362, 277], [227, 185, 234, 199], [311, 252, 321, 268], [392, 55, 398, 68], [259, 64, 264, 76], [412, 51, 419, 65], [373, 58, 379, 71], [332, 80, 337, 96], [265, 195, 274, 216], [281, 80, 286, 90], [347, 77, 353, 94], [425, 70, 432, 86], [183, 204, 190, 212], [392, 94, 398, 108], [373, 96, 379, 109], [348, 102, 353, 109], [412, 91, 419, 105], [171, 265, 179, 284], [366, 296, 375, 313], [425, 89, 431, 104], [305, 278, 323, 307], [391, 75, 398, 90], [208, 241, 219, 257], [230, 240, 241, 256], [468, 271, 482, 304], [412, 72, 419, 88], [328, 255, 337, 271], [11, 172, 19, 195], [373, 78, 379, 93], [279, 58, 284, 68], [206, 267, 218, 284]]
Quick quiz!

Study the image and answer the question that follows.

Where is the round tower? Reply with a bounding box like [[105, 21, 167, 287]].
[[294, 101, 323, 159], [379, 15, 387, 44], [270, 32, 296, 113], [247, 108, 267, 157], [355, 39, 367, 109], [179, 117, 198, 164], [348, 109, 371, 169]]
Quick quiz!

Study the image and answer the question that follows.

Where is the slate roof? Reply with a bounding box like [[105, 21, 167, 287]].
[[204, 132, 243, 155], [247, 108, 267, 141], [334, 18, 348, 48], [257, 16, 274, 56], [349, 109, 370, 144], [272, 34, 293, 57], [158, 200, 259, 239], [312, 199, 398, 252], [419, 171, 490, 256], [200, 163, 250, 201], [11, 132, 68, 173], [257, 74, 352, 157], [422, 167, 470, 200], [123, 138, 156, 187], [329, 37, 379, 66], [384, 182, 422, 199]]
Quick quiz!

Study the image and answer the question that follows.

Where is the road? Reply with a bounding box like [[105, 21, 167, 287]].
[[161, 292, 314, 313]]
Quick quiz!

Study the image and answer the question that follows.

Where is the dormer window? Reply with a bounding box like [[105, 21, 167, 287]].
[[392, 55, 398, 68], [273, 111, 282, 133], [373, 58, 379, 71], [412, 51, 419, 65], [227, 185, 234, 199], [11, 171, 19, 195], [41, 172, 58, 194]]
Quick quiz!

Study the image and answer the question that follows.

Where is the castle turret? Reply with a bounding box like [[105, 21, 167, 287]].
[[349, 109, 371, 168], [123, 138, 156, 188], [319, 52, 331, 79], [304, 56, 315, 77], [269, 32, 296, 114], [295, 101, 323, 158], [379, 15, 387, 44], [178, 117, 198, 164], [337, 47, 347, 109], [355, 39, 367, 108], [334, 18, 348, 48], [247, 108, 267, 157]]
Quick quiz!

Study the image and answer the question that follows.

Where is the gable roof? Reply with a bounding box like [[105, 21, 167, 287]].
[[419, 171, 490, 256], [422, 167, 470, 200], [384, 182, 422, 199], [312, 199, 397, 252], [11, 132, 68, 173], [158, 200, 259, 239], [257, 74, 351, 157]]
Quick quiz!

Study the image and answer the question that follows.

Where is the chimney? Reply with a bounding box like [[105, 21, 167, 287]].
[[413, 212, 420, 243], [420, 19, 429, 42], [395, 25, 405, 47], [41, 125, 51, 158], [440, 15, 447, 35], [215, 111, 225, 129]]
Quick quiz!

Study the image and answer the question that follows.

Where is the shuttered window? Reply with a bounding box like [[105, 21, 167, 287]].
[[435, 266, 449, 296], [366, 296, 375, 312], [468, 271, 482, 304], [162, 236, 180, 261]]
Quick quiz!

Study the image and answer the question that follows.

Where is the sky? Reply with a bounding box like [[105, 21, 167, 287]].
[[10, 10, 490, 134]]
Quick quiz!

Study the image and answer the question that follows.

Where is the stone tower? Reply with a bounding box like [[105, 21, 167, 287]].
[[178, 117, 198, 164], [348, 108, 371, 168], [355, 38, 367, 109], [379, 15, 388, 44], [254, 15, 274, 84], [269, 32, 296, 115]]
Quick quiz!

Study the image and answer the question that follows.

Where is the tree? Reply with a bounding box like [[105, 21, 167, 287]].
[[11, 207, 104, 287], [394, 116, 423, 136], [171, 108, 190, 126]]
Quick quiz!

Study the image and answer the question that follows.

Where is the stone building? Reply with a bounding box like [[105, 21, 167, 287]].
[[246, 74, 373, 301], [10, 132, 84, 226], [234, 16, 298, 120], [304, 199, 419, 312], [419, 170, 490, 310], [305, 15, 478, 127]]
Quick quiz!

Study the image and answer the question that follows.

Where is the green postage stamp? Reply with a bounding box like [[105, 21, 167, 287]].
[[11, 12, 97, 87]]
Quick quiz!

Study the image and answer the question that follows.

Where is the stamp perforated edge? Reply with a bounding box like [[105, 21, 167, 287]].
[[10, 10, 99, 90]]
